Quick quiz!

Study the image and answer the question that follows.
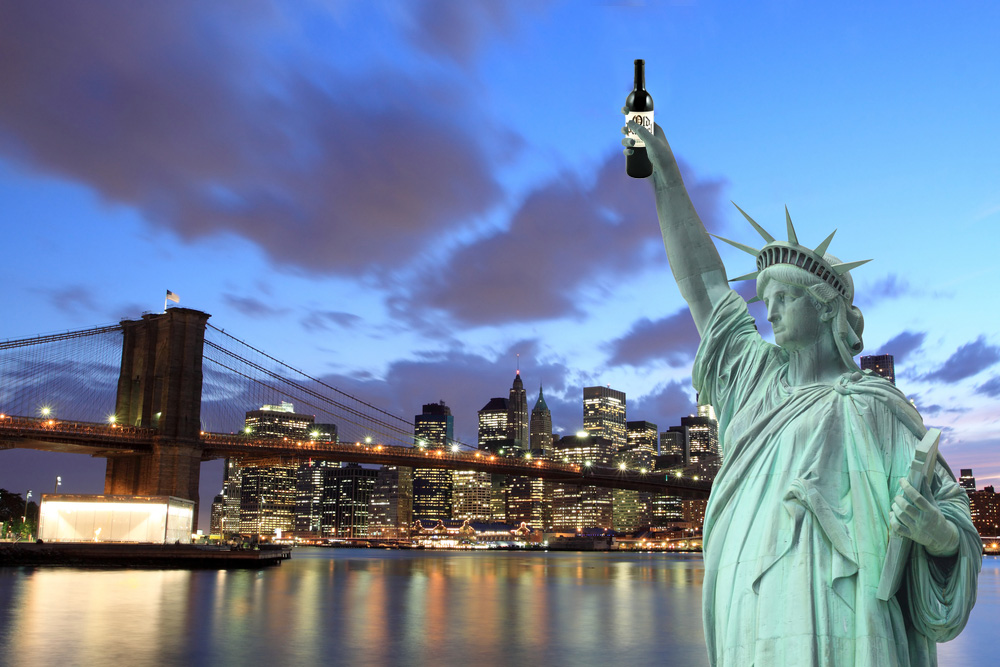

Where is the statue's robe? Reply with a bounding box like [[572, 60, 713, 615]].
[[692, 290, 980, 666]]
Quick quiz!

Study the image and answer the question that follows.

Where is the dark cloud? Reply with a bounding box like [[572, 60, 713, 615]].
[[402, 155, 728, 327], [301, 310, 363, 333], [222, 294, 291, 319], [36, 285, 151, 326], [875, 330, 926, 364], [0, 2, 501, 277], [605, 308, 700, 368], [976, 376, 1000, 398], [406, 0, 546, 62], [41, 285, 103, 318], [628, 381, 697, 428], [856, 273, 914, 307], [922, 336, 1000, 383]]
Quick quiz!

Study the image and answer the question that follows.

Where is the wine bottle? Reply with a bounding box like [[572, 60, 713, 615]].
[[625, 59, 654, 178]]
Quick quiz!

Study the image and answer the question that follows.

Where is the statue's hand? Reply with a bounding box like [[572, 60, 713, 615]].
[[890, 478, 960, 557], [620, 106, 674, 177]]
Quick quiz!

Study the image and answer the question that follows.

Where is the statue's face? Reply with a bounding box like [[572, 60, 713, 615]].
[[761, 280, 823, 352]]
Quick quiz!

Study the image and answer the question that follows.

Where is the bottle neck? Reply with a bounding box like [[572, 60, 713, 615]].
[[633, 60, 645, 91]]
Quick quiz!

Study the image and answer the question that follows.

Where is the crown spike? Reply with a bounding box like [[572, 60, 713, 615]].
[[731, 202, 775, 243], [831, 259, 872, 275], [814, 229, 837, 258], [785, 206, 799, 245], [711, 234, 759, 257], [728, 270, 760, 283], [746, 296, 762, 304]]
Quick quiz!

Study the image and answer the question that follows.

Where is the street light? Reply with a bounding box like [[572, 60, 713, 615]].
[[21, 490, 32, 524], [54, 476, 62, 494], [19, 490, 32, 542]]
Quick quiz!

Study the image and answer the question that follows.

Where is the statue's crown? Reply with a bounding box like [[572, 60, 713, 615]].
[[714, 203, 871, 303]]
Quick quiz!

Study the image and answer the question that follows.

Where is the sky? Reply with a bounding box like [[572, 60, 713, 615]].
[[2, 0, 999, 527]]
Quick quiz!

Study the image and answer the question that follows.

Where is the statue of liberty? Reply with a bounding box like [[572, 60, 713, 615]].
[[623, 114, 980, 666]]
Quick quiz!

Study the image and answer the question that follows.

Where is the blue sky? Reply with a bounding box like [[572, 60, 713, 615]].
[[2, 0, 999, 522]]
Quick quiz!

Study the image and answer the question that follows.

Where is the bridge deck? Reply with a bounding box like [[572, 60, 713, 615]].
[[0, 416, 711, 497]]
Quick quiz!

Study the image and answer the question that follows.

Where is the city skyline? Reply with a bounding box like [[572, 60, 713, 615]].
[[3, 2, 1000, 517]]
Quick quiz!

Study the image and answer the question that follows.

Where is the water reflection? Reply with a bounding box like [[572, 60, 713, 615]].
[[0, 552, 993, 666]]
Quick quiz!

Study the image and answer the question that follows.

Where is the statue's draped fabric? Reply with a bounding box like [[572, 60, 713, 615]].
[[692, 291, 980, 667]]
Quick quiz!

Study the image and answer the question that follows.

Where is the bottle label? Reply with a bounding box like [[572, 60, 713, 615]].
[[627, 110, 654, 147]]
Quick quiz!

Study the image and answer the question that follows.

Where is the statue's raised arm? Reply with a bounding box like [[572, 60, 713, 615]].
[[622, 112, 731, 335]]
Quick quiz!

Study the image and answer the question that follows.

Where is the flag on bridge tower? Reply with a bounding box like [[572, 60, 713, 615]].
[[164, 290, 180, 312]]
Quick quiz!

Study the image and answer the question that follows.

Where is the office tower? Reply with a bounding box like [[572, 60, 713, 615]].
[[665, 414, 719, 465], [413, 402, 454, 521], [860, 354, 896, 385], [238, 463, 297, 536], [368, 465, 413, 539], [507, 475, 553, 530], [479, 396, 516, 522], [583, 386, 627, 451], [969, 486, 999, 537], [238, 402, 315, 536], [508, 371, 529, 446], [210, 493, 225, 535], [478, 397, 509, 446], [613, 489, 650, 533], [328, 463, 378, 538], [550, 434, 615, 531], [622, 420, 658, 469], [244, 401, 315, 439], [452, 469, 493, 522], [221, 459, 242, 538], [414, 401, 453, 449], [658, 430, 686, 468], [312, 422, 338, 443], [959, 469, 976, 493], [649, 493, 684, 529], [683, 415, 719, 463], [530, 386, 553, 454], [295, 460, 334, 533]]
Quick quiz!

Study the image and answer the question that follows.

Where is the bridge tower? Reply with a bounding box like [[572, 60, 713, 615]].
[[104, 307, 211, 527]]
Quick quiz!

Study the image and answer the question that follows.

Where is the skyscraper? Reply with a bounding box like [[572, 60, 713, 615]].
[[860, 354, 896, 385], [413, 402, 454, 521], [583, 386, 627, 451], [368, 465, 413, 539], [529, 386, 553, 453], [550, 433, 615, 531], [328, 463, 378, 538], [452, 469, 492, 522], [478, 397, 509, 447], [294, 459, 331, 533], [210, 493, 225, 535], [959, 469, 976, 493], [508, 371, 528, 446], [622, 420, 658, 468], [229, 402, 316, 537], [665, 415, 719, 465], [479, 396, 517, 522]]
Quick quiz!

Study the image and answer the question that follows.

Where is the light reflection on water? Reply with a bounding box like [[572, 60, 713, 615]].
[[0, 551, 994, 666]]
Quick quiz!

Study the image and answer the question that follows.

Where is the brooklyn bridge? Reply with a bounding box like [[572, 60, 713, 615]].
[[0, 308, 710, 525]]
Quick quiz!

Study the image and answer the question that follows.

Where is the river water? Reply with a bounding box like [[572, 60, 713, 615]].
[[0, 549, 995, 666]]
